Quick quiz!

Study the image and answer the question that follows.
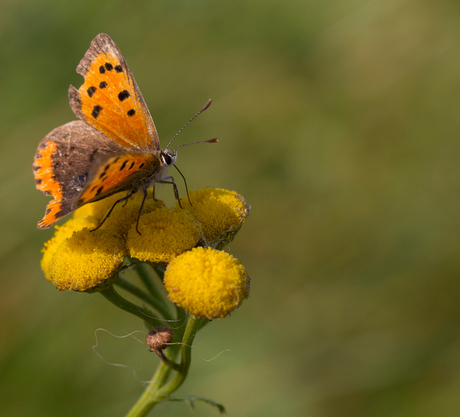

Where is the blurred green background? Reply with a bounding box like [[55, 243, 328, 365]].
[[1, 0, 460, 416]]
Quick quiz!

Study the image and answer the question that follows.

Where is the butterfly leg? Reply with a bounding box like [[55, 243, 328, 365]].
[[134, 188, 149, 235], [152, 184, 158, 201], [91, 190, 136, 232], [172, 164, 193, 206], [122, 191, 132, 207], [159, 177, 183, 209]]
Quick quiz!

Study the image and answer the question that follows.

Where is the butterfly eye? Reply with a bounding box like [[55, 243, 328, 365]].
[[161, 151, 174, 166]]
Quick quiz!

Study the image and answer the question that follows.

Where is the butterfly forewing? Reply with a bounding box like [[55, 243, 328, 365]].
[[69, 33, 159, 152], [74, 153, 161, 208]]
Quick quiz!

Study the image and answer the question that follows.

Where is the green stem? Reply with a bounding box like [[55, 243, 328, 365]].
[[125, 355, 173, 417], [115, 277, 164, 318], [169, 306, 188, 356], [159, 315, 200, 393], [100, 286, 159, 328], [125, 315, 201, 417], [134, 262, 172, 319]]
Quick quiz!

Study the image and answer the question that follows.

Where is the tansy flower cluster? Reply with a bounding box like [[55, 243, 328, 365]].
[[40, 187, 250, 319]]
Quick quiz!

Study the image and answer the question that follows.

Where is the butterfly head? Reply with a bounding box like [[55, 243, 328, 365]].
[[160, 149, 177, 167]]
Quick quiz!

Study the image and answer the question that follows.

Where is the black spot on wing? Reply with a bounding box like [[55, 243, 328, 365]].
[[114, 65, 123, 73], [127, 109, 135, 117], [119, 160, 128, 171], [87, 86, 97, 97], [98, 164, 111, 180], [105, 62, 113, 71], [91, 105, 103, 118], [99, 66, 105, 74], [99, 81, 107, 89], [118, 90, 130, 102]]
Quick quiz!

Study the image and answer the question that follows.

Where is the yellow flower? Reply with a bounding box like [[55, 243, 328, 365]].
[[41, 217, 99, 281], [73, 191, 165, 235], [127, 208, 201, 264], [164, 247, 250, 319], [40, 188, 250, 294], [176, 188, 250, 247], [46, 227, 126, 292]]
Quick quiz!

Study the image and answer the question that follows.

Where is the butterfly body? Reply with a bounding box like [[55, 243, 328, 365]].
[[33, 34, 180, 229]]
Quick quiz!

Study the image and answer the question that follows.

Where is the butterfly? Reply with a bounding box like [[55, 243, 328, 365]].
[[33, 33, 215, 232]]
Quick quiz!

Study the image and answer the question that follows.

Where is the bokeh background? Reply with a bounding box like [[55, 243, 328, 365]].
[[1, 0, 460, 416]]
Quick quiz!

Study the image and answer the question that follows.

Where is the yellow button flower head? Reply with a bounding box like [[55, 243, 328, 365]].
[[127, 208, 201, 264], [46, 227, 126, 292], [41, 217, 99, 281], [164, 247, 250, 319], [177, 188, 250, 247]]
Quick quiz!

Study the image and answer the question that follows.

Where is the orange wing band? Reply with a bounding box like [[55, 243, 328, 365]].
[[33, 141, 65, 228]]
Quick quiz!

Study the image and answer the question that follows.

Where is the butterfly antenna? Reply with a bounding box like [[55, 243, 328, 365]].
[[165, 99, 213, 150], [173, 138, 219, 150], [173, 164, 192, 206]]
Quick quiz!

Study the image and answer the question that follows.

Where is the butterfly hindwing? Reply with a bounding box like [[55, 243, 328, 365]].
[[33, 121, 127, 229], [69, 33, 159, 152]]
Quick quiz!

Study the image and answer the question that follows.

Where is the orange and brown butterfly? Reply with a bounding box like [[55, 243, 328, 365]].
[[33, 33, 215, 231]]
